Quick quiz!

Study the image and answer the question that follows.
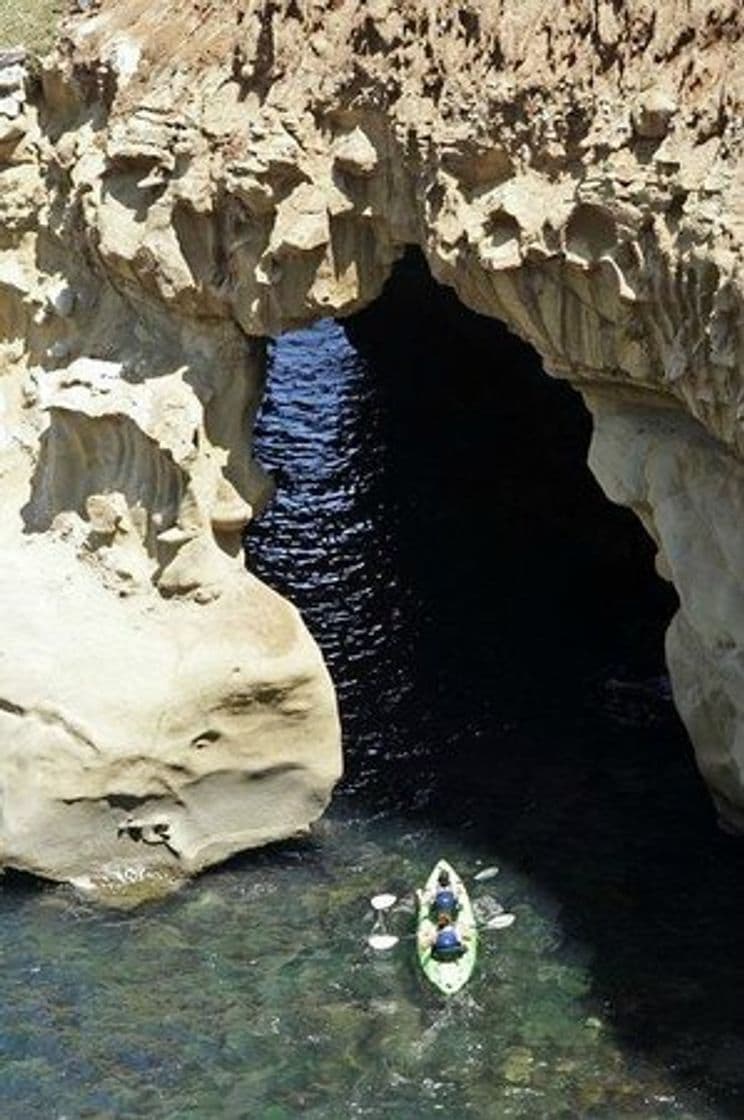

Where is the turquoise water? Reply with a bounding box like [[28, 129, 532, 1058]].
[[0, 813, 710, 1120], [4, 258, 744, 1119]]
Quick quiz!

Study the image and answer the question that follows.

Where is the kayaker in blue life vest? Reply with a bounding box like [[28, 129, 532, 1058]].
[[432, 912, 464, 961], [431, 869, 459, 920]]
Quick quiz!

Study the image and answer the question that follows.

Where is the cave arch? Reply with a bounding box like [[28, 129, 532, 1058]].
[[242, 234, 744, 838], [250, 247, 684, 812]]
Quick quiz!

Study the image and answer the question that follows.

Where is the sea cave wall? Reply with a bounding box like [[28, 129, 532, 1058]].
[[0, 0, 742, 890]]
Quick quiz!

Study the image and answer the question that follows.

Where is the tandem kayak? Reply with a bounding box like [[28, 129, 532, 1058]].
[[416, 859, 477, 995]]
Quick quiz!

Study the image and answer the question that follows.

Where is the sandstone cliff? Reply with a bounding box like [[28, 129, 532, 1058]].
[[0, 1, 742, 890]]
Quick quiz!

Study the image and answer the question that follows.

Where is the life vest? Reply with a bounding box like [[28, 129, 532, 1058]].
[[434, 888, 457, 914], [435, 926, 461, 953]]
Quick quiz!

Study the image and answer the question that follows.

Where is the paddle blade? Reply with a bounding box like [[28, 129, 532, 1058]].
[[370, 893, 397, 911], [485, 912, 516, 930], [368, 933, 399, 951], [474, 866, 500, 882]]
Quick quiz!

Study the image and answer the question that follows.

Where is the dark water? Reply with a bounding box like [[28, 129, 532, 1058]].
[[4, 255, 744, 1119]]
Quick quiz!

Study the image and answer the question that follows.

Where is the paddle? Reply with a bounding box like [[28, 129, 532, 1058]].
[[366, 869, 515, 950], [370, 893, 397, 911], [368, 892, 400, 950], [366, 908, 517, 949], [473, 865, 500, 882], [368, 932, 400, 950], [484, 912, 516, 930]]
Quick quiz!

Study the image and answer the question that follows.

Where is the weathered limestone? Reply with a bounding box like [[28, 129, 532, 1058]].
[[0, 1, 743, 889], [0, 42, 341, 896], [587, 394, 744, 832], [0, 543, 340, 891]]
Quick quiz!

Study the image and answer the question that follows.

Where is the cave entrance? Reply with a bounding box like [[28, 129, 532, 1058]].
[[251, 246, 693, 838]]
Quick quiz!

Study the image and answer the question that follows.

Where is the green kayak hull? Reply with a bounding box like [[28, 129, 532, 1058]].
[[416, 858, 477, 994]]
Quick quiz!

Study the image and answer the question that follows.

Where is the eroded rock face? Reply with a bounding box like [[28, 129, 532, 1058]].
[[0, 41, 341, 896], [0, 1, 743, 887]]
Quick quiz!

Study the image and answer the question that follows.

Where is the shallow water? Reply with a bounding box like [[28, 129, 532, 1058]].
[[0, 812, 712, 1120], [4, 260, 744, 1119]]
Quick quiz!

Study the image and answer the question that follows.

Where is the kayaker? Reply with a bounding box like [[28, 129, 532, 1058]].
[[431, 912, 464, 961], [431, 869, 459, 919]]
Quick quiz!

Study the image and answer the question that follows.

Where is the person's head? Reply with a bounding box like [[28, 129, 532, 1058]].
[[438, 870, 450, 887], [437, 911, 452, 928]]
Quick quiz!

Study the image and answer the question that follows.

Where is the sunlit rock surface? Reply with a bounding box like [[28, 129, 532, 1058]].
[[0, 1, 743, 888], [0, 38, 341, 894]]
